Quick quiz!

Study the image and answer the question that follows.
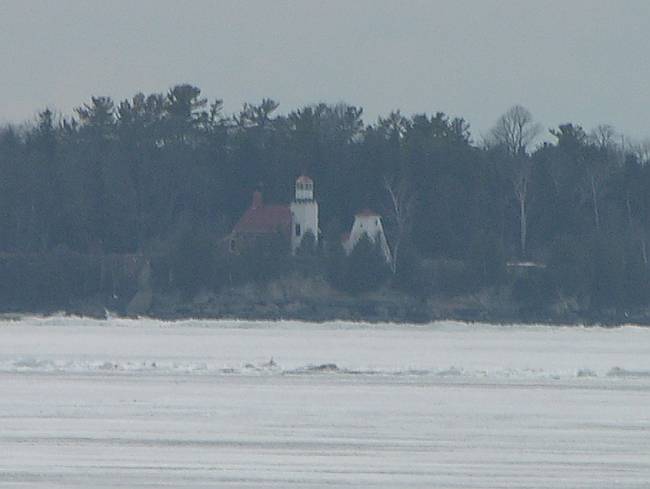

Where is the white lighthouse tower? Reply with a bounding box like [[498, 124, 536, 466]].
[[290, 175, 319, 253]]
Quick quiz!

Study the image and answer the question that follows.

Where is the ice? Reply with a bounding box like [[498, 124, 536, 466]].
[[1, 317, 649, 488]]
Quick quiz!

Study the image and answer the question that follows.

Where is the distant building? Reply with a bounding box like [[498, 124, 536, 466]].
[[228, 176, 319, 254], [228, 190, 292, 254], [227, 177, 391, 263], [290, 175, 319, 253], [341, 209, 392, 263]]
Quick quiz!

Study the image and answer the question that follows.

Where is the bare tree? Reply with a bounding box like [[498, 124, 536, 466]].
[[580, 150, 614, 233], [489, 105, 542, 156], [590, 124, 616, 151], [630, 137, 650, 166], [383, 174, 415, 274], [513, 158, 533, 257], [588, 163, 601, 232], [495, 155, 534, 257], [489, 106, 541, 257]]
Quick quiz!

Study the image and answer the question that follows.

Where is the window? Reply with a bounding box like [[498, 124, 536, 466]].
[[295, 224, 301, 237], [229, 239, 236, 252]]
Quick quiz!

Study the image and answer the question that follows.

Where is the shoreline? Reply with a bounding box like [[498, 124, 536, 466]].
[[2, 299, 648, 328]]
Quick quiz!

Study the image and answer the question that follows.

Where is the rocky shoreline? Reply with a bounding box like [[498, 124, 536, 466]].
[[3, 277, 649, 327], [4, 301, 647, 327], [58, 288, 647, 328]]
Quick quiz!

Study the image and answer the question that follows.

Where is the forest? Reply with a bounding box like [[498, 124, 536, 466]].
[[1, 84, 650, 320]]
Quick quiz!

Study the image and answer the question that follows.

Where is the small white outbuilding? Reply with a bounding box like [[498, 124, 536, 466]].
[[342, 210, 392, 263]]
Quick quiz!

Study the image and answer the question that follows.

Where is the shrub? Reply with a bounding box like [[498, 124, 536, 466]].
[[296, 230, 317, 256], [467, 231, 507, 287], [338, 234, 391, 295], [511, 269, 556, 313], [238, 232, 290, 284], [392, 242, 433, 298], [548, 235, 590, 299], [169, 227, 218, 296]]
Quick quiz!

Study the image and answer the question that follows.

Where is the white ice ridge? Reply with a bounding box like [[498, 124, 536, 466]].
[[3, 357, 650, 381]]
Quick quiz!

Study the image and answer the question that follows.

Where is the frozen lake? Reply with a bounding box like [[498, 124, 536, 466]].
[[1, 317, 649, 488]]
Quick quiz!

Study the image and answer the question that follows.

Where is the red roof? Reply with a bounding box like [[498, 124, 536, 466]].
[[233, 204, 291, 236], [296, 175, 313, 184]]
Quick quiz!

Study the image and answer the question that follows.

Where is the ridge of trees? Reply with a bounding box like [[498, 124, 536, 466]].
[[2, 85, 650, 312]]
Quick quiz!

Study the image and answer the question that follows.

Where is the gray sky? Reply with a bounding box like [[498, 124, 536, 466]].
[[1, 0, 649, 141]]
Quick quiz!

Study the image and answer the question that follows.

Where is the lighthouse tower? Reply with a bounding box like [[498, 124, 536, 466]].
[[290, 175, 319, 253]]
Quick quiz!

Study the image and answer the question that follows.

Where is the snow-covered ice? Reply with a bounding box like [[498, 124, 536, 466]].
[[1, 317, 649, 487]]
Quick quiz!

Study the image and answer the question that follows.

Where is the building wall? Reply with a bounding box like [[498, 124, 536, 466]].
[[226, 231, 290, 256], [343, 215, 392, 263], [295, 182, 313, 201], [290, 201, 319, 253]]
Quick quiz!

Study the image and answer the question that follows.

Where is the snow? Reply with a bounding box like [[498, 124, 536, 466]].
[[1, 317, 649, 487]]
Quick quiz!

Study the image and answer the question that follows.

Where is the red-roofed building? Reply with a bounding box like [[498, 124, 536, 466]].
[[227, 176, 319, 254], [226, 176, 391, 263], [232, 191, 291, 236], [227, 190, 291, 254]]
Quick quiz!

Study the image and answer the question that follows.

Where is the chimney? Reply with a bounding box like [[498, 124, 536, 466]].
[[251, 190, 263, 209]]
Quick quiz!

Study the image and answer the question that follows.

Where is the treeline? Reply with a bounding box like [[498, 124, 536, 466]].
[[1, 84, 650, 314]]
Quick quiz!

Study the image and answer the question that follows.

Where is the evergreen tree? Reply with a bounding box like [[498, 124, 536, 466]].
[[340, 234, 391, 295]]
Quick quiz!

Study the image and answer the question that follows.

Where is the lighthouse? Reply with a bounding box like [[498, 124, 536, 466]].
[[290, 175, 319, 253]]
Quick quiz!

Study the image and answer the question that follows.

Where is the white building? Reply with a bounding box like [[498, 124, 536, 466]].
[[342, 210, 392, 263], [290, 175, 319, 253]]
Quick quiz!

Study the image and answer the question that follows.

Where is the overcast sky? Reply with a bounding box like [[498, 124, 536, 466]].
[[1, 0, 649, 141]]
